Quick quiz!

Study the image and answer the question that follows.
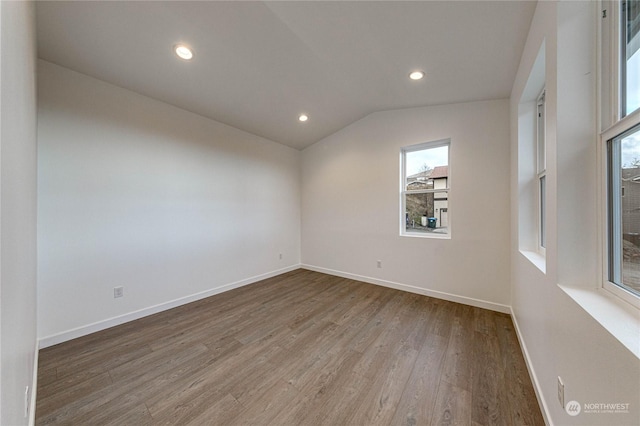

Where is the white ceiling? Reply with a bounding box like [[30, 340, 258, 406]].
[[36, 1, 536, 150]]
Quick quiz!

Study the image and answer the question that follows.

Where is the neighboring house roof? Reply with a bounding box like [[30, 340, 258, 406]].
[[429, 165, 448, 179], [407, 170, 430, 181], [407, 181, 432, 190], [407, 165, 448, 181], [623, 167, 640, 181]]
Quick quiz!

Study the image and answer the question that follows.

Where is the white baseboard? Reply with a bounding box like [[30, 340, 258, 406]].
[[28, 341, 38, 426], [510, 307, 552, 426], [301, 264, 511, 314], [38, 264, 301, 348]]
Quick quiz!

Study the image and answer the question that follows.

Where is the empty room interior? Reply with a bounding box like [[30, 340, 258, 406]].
[[2, 1, 640, 425]]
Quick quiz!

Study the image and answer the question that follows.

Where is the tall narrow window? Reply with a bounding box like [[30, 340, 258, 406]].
[[621, 0, 640, 116], [601, 1, 640, 306], [401, 140, 450, 237], [607, 122, 640, 297], [537, 90, 546, 252]]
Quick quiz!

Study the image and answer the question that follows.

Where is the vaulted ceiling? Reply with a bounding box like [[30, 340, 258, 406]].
[[36, 1, 536, 150]]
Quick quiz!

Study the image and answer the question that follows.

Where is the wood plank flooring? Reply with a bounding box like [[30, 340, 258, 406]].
[[36, 269, 544, 425]]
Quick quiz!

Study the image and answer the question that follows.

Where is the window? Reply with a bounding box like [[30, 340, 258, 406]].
[[621, 0, 640, 117], [601, 0, 640, 306], [537, 90, 546, 252], [401, 140, 450, 237], [606, 123, 640, 299], [517, 41, 545, 269]]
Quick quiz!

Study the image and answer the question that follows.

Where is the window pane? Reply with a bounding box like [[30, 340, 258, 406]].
[[405, 192, 449, 235], [537, 92, 546, 174], [402, 140, 450, 238], [405, 145, 448, 190], [540, 175, 546, 249], [612, 123, 640, 295], [622, 0, 640, 115]]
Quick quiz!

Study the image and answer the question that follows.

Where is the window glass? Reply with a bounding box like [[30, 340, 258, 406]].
[[540, 175, 546, 249], [609, 123, 640, 296], [622, 0, 640, 116], [537, 91, 546, 251], [402, 142, 449, 237]]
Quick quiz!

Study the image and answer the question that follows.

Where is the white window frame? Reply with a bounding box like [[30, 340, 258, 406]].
[[600, 0, 640, 308], [400, 139, 451, 239], [603, 0, 640, 123], [601, 113, 640, 309], [537, 90, 547, 255]]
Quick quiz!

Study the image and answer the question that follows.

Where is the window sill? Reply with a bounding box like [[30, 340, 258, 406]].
[[558, 284, 640, 359], [400, 232, 451, 240], [520, 250, 546, 273]]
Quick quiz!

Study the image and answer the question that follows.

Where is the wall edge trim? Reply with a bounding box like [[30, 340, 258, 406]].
[[37, 264, 302, 348], [510, 306, 553, 426], [301, 264, 511, 314], [29, 341, 38, 426]]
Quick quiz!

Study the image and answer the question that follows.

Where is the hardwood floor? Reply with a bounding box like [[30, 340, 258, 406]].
[[36, 269, 544, 425]]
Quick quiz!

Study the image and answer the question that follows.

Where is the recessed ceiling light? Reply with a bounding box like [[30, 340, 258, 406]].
[[174, 44, 193, 60], [409, 70, 425, 80], [298, 114, 309, 122]]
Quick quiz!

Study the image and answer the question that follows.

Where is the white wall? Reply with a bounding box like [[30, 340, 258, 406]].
[[511, 1, 639, 425], [0, 1, 38, 424], [301, 100, 511, 311], [37, 60, 301, 345]]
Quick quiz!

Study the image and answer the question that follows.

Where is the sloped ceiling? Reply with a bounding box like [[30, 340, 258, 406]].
[[36, 1, 536, 150]]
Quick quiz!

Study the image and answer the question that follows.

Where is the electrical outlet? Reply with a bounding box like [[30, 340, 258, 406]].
[[114, 286, 124, 298], [377, 260, 382, 268], [279, 253, 283, 260], [557, 376, 565, 408]]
